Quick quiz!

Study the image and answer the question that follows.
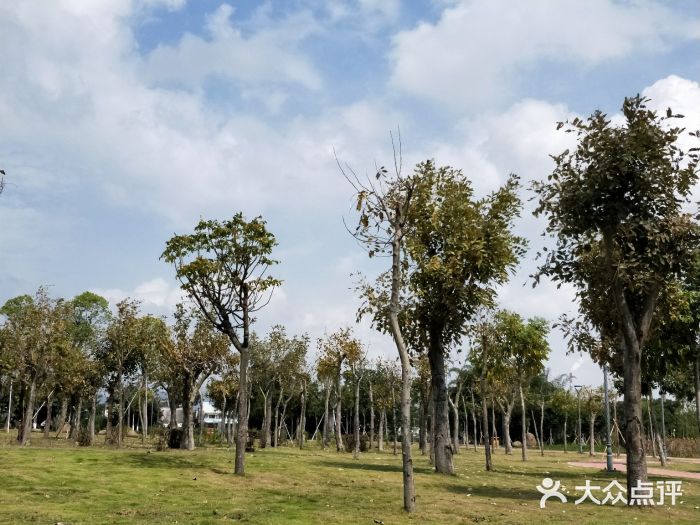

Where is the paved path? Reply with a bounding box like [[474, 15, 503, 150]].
[[568, 460, 700, 480]]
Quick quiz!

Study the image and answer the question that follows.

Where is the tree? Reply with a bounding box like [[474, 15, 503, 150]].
[[406, 162, 525, 474], [346, 139, 419, 511], [582, 386, 604, 456], [0, 289, 69, 445], [103, 299, 141, 447], [534, 95, 700, 493], [167, 304, 230, 450], [161, 213, 280, 475]]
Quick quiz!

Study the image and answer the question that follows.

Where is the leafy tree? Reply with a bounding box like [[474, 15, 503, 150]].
[[534, 95, 700, 491], [161, 213, 280, 474], [406, 162, 525, 474]]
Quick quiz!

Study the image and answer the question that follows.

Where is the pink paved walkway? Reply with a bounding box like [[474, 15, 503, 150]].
[[568, 461, 700, 480]]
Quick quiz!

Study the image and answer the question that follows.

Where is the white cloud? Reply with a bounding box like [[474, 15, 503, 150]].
[[92, 278, 185, 315], [141, 4, 323, 91], [390, 0, 700, 108]]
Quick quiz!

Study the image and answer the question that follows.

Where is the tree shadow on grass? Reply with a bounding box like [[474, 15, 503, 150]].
[[120, 452, 203, 470], [318, 459, 434, 475]]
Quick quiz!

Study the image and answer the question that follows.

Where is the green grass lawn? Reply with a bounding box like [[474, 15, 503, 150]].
[[1, 435, 698, 524]]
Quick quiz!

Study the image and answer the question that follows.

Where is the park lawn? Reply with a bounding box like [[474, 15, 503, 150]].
[[1, 440, 699, 525]]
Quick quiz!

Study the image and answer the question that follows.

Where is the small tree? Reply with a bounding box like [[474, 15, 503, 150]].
[[162, 213, 280, 474]]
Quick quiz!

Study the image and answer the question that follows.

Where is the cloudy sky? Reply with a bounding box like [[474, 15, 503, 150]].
[[1, 0, 699, 387]]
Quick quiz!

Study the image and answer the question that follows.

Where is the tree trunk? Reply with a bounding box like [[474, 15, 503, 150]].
[[19, 376, 37, 446], [427, 326, 454, 474], [378, 409, 385, 451], [235, 347, 250, 474], [503, 404, 513, 454], [57, 396, 68, 433], [519, 382, 527, 461], [646, 393, 656, 458], [43, 392, 52, 438], [262, 391, 272, 448], [491, 399, 497, 452], [105, 387, 114, 445], [563, 414, 568, 453], [449, 383, 462, 454], [322, 384, 330, 449], [659, 391, 667, 464], [419, 393, 426, 454], [368, 382, 374, 451], [117, 371, 124, 448], [353, 378, 361, 458], [480, 387, 491, 471], [539, 398, 545, 456], [274, 387, 283, 448], [589, 412, 596, 456], [168, 391, 178, 430], [4, 380, 12, 433], [141, 372, 148, 444], [530, 409, 541, 452], [181, 377, 196, 451], [470, 390, 477, 452], [69, 397, 82, 440], [695, 352, 700, 434], [335, 373, 344, 452], [299, 381, 307, 450], [87, 392, 97, 446], [392, 387, 398, 456]]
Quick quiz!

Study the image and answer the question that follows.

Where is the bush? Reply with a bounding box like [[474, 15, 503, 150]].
[[666, 438, 700, 458], [344, 433, 369, 453]]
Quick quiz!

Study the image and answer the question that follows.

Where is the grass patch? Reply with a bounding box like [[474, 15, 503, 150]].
[[0, 437, 698, 524]]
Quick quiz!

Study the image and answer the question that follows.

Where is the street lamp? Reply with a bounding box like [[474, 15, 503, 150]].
[[603, 365, 614, 472], [574, 385, 583, 454]]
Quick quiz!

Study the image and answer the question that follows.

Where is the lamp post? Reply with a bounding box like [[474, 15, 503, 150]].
[[603, 365, 614, 472], [574, 385, 583, 454]]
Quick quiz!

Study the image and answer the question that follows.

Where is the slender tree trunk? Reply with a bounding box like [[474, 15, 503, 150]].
[[530, 409, 541, 452], [378, 409, 385, 451], [539, 398, 545, 456], [419, 393, 426, 454], [4, 380, 12, 433], [19, 376, 37, 446], [322, 384, 330, 449], [299, 381, 307, 450], [274, 387, 283, 448], [519, 382, 527, 461], [87, 392, 97, 446], [262, 391, 272, 448], [105, 387, 114, 444], [43, 392, 52, 438], [563, 414, 568, 453], [69, 397, 82, 440], [141, 372, 148, 444], [659, 391, 667, 464], [491, 399, 497, 452], [117, 371, 124, 448], [428, 325, 454, 474], [392, 387, 398, 456], [353, 378, 361, 458], [589, 412, 596, 456], [481, 388, 491, 471], [368, 382, 374, 451], [470, 390, 477, 452], [646, 393, 656, 458], [235, 347, 250, 474], [335, 374, 344, 452], [449, 383, 462, 454]]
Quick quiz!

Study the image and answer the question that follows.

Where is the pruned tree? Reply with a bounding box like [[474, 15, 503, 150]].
[[161, 213, 280, 474]]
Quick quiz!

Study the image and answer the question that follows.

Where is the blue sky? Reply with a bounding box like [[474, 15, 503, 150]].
[[1, 0, 699, 387]]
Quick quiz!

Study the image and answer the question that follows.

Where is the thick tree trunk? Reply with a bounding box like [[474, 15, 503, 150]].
[[57, 396, 68, 433], [503, 404, 513, 454], [519, 382, 527, 461], [69, 397, 82, 440], [181, 378, 196, 451], [168, 391, 178, 430], [322, 384, 330, 449], [44, 392, 52, 438], [87, 392, 97, 446], [235, 347, 250, 474], [19, 376, 36, 446], [427, 327, 454, 474], [368, 382, 374, 451]]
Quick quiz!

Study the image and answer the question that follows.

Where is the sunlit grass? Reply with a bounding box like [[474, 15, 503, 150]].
[[0, 434, 698, 524]]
